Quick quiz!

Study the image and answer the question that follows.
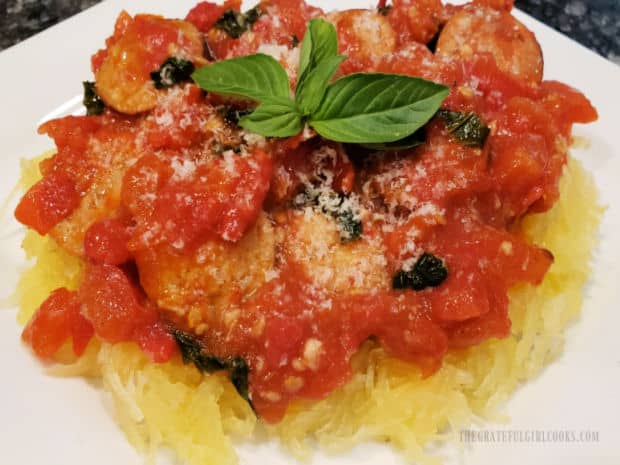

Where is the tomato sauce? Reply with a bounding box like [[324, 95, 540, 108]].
[[17, 0, 597, 422]]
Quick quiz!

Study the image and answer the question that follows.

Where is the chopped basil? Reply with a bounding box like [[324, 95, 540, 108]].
[[393, 252, 448, 291], [172, 328, 226, 371], [378, 5, 392, 16], [151, 57, 196, 89], [296, 189, 363, 243], [214, 6, 263, 39], [171, 328, 252, 405], [336, 209, 363, 243], [229, 357, 250, 402], [82, 81, 104, 115], [221, 106, 253, 126], [426, 28, 441, 53], [437, 109, 490, 148]]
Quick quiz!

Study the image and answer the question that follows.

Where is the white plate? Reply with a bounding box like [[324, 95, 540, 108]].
[[0, 1, 619, 464]]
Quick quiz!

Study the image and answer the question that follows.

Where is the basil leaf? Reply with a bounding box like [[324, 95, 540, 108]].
[[393, 252, 448, 291], [296, 54, 346, 116], [359, 129, 425, 151], [239, 98, 303, 137], [437, 109, 490, 148], [192, 54, 290, 101], [229, 357, 251, 403], [171, 328, 226, 372], [220, 106, 253, 126], [214, 6, 263, 39], [309, 73, 450, 143], [298, 18, 339, 84], [171, 328, 253, 406], [378, 5, 392, 16], [151, 57, 195, 89], [296, 188, 363, 242], [82, 81, 104, 116], [335, 208, 362, 243]]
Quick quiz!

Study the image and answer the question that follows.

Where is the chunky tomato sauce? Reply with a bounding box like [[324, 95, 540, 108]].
[[17, 0, 596, 422]]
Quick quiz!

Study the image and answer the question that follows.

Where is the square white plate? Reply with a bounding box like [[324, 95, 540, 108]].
[[0, 1, 619, 464]]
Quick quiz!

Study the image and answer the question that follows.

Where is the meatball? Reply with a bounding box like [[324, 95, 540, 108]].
[[436, 7, 543, 84], [135, 213, 276, 332], [95, 14, 206, 114], [280, 208, 389, 294], [328, 9, 396, 68]]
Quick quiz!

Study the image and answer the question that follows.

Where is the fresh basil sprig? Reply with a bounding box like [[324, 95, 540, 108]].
[[192, 53, 290, 101], [295, 18, 346, 116], [309, 73, 449, 143], [239, 97, 303, 137], [192, 18, 450, 145]]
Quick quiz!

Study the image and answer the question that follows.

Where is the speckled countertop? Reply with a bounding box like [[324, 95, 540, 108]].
[[1, 0, 618, 63]]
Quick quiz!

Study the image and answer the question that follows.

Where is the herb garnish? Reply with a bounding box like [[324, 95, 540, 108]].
[[192, 19, 450, 146], [378, 2, 392, 16], [228, 357, 250, 402], [378, 5, 392, 15], [220, 106, 253, 126], [426, 29, 441, 53], [393, 252, 448, 291], [215, 6, 263, 39], [295, 188, 363, 242], [151, 57, 196, 89], [437, 109, 490, 148], [82, 81, 104, 115], [335, 208, 363, 242], [171, 328, 252, 405]]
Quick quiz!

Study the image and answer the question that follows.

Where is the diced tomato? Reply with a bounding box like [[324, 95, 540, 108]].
[[22, 288, 94, 359], [15, 171, 80, 235], [83, 219, 131, 265], [37, 115, 101, 194], [38, 116, 101, 152], [445, 287, 511, 349], [185, 0, 241, 33], [133, 321, 177, 363], [432, 216, 553, 289], [541, 81, 598, 126], [121, 153, 174, 224], [78, 263, 176, 363], [79, 263, 155, 342], [130, 149, 272, 250], [429, 269, 491, 322]]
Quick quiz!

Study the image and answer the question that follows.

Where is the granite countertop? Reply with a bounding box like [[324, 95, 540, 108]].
[[1, 0, 618, 63]]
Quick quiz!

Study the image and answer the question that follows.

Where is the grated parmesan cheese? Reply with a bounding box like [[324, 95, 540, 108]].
[[170, 158, 197, 182]]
